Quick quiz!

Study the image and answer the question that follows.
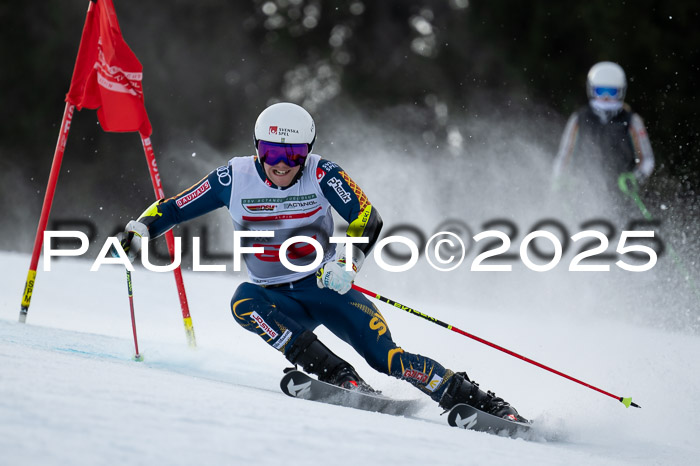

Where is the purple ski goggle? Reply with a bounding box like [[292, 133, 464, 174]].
[[594, 87, 620, 98], [257, 140, 309, 167]]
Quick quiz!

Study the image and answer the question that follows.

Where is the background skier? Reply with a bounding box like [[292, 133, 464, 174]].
[[552, 61, 655, 197]]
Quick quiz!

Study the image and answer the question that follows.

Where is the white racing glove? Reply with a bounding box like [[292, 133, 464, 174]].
[[112, 220, 149, 262], [316, 245, 365, 295]]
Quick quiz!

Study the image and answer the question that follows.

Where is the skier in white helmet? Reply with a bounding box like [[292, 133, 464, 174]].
[[114, 102, 526, 422], [553, 61, 655, 193]]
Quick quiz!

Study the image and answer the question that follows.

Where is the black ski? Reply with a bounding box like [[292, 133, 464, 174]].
[[447, 403, 532, 437], [280, 369, 419, 416]]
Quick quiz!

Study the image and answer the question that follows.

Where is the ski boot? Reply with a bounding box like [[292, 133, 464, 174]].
[[327, 364, 379, 394], [286, 330, 378, 394], [439, 372, 527, 422]]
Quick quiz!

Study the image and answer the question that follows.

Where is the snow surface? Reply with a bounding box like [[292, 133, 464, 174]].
[[1, 250, 698, 466]]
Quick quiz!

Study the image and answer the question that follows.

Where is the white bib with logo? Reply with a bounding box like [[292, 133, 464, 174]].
[[228, 154, 335, 285]]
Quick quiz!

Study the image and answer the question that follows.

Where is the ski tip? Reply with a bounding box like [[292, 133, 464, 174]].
[[133, 354, 144, 362], [621, 397, 640, 408]]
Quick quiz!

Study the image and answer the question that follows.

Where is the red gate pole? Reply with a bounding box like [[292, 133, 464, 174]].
[[19, 102, 75, 323], [139, 135, 196, 347]]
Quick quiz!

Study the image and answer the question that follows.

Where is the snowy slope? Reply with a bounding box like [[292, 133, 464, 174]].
[[1, 250, 699, 466]]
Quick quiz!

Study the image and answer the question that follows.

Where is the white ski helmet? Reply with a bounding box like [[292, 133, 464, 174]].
[[254, 102, 316, 150], [586, 61, 626, 101]]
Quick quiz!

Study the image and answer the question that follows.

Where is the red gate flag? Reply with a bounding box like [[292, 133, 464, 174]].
[[66, 0, 152, 137]]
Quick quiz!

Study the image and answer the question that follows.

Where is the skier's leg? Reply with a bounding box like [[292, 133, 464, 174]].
[[298, 282, 523, 418], [231, 282, 315, 356], [231, 282, 362, 387], [296, 282, 454, 399]]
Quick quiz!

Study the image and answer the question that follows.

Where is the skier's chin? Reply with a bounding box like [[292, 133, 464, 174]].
[[265, 164, 300, 187]]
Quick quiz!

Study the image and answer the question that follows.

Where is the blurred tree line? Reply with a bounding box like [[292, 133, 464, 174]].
[[1, 0, 698, 206]]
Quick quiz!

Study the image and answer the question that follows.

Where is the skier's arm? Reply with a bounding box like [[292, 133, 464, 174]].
[[552, 113, 579, 189], [315, 159, 383, 294], [136, 165, 232, 238], [114, 165, 232, 261], [628, 113, 655, 184], [317, 160, 383, 255]]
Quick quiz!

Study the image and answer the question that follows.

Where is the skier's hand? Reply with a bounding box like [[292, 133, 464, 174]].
[[112, 220, 149, 262], [316, 246, 365, 295], [617, 171, 639, 195]]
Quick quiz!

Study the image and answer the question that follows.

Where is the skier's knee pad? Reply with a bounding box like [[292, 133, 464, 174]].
[[230, 283, 269, 327], [231, 297, 263, 329], [230, 295, 296, 353]]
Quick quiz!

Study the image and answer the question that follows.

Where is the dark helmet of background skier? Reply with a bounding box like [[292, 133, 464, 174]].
[[254, 102, 316, 168], [586, 61, 627, 103]]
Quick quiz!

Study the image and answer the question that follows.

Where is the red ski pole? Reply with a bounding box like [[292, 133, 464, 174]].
[[352, 284, 640, 408], [126, 269, 143, 361]]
